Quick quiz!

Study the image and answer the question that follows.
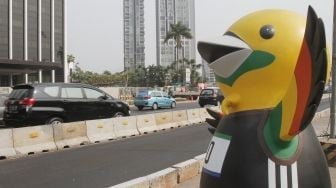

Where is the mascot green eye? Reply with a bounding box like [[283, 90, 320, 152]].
[[260, 25, 275, 39]]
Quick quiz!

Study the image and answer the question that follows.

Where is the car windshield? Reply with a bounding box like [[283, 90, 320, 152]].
[[136, 91, 148, 97], [200, 89, 214, 95], [8, 88, 32, 100]]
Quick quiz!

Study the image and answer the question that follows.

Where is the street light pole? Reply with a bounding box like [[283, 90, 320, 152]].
[[330, 0, 336, 138]]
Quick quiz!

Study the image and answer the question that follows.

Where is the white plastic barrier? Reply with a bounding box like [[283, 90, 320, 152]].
[[114, 116, 139, 138], [172, 110, 189, 127], [0, 129, 16, 158], [136, 114, 158, 134], [187, 108, 203, 124], [86, 118, 116, 143], [53, 121, 90, 149], [13, 125, 57, 155], [155, 112, 178, 130]]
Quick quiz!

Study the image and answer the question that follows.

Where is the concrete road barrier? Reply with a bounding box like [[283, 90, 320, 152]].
[[172, 159, 200, 183], [199, 108, 211, 122], [110, 154, 205, 188], [86, 118, 116, 143], [136, 114, 158, 134], [172, 110, 189, 127], [209, 106, 221, 112], [147, 167, 178, 188], [194, 153, 206, 173], [114, 116, 139, 138], [187, 109, 202, 124], [0, 129, 16, 158], [13, 125, 57, 155], [53, 121, 90, 149], [155, 112, 177, 130], [110, 177, 149, 188]]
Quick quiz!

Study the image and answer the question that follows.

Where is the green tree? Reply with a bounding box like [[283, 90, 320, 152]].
[[146, 65, 166, 87], [164, 21, 192, 84], [103, 70, 112, 75], [67, 54, 75, 64]]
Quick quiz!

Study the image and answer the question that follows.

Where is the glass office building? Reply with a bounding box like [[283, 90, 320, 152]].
[[123, 0, 145, 71], [156, 0, 195, 67], [0, 0, 67, 87]]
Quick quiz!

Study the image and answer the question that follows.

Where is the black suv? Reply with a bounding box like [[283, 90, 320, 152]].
[[198, 88, 224, 107], [4, 83, 130, 127]]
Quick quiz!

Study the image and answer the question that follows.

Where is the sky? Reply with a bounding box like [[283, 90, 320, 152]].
[[67, 0, 334, 73]]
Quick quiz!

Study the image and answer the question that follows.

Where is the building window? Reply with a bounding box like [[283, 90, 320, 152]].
[[12, 0, 24, 60], [54, 0, 63, 63], [28, 0, 38, 61], [0, 0, 9, 58], [41, 0, 51, 62]]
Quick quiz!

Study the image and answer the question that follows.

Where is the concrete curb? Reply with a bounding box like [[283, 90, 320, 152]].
[[147, 168, 178, 188], [110, 177, 149, 188], [172, 159, 201, 183], [110, 155, 206, 188]]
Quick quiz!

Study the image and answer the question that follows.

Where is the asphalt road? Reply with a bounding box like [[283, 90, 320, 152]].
[[0, 124, 211, 188]]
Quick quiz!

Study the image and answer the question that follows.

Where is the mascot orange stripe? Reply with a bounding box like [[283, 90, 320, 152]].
[[289, 40, 312, 136]]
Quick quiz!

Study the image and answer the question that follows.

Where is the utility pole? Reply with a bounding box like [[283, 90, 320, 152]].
[[330, 0, 336, 138]]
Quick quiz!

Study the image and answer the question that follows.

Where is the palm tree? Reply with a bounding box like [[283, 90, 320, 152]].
[[164, 21, 192, 84]]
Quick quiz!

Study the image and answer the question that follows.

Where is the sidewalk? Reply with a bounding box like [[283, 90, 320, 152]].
[[177, 115, 336, 188]]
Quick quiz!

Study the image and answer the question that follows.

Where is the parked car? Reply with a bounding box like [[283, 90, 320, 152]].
[[134, 90, 176, 110], [0, 94, 8, 125], [3, 83, 130, 127], [198, 87, 224, 107]]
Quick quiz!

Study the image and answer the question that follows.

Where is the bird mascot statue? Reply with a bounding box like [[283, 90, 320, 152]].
[[198, 6, 331, 188]]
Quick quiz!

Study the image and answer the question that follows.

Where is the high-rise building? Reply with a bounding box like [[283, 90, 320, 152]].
[[123, 0, 145, 71], [156, 0, 195, 67], [0, 0, 67, 87]]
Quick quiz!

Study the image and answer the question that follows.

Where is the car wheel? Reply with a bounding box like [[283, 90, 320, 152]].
[[113, 112, 125, 117], [152, 103, 158, 110], [171, 101, 176, 108], [137, 106, 144, 111], [46, 117, 63, 125]]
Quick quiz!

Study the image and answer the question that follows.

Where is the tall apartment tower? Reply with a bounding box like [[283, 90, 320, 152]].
[[123, 0, 145, 71], [156, 0, 196, 67], [0, 0, 67, 86]]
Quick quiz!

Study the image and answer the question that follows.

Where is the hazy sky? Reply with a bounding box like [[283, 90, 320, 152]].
[[67, 0, 333, 73]]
